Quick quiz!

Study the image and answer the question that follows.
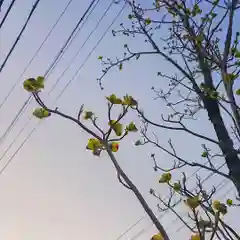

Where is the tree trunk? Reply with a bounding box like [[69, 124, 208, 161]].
[[203, 96, 240, 196], [197, 54, 240, 196], [106, 148, 170, 240]]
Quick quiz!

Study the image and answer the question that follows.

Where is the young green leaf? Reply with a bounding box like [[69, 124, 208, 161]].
[[109, 120, 123, 136], [235, 50, 240, 58], [190, 234, 201, 240], [159, 172, 171, 183], [36, 76, 45, 89], [126, 122, 138, 132], [210, 12, 217, 18], [225, 73, 239, 82], [184, 196, 201, 209], [226, 199, 233, 206], [32, 108, 51, 119], [86, 138, 103, 156], [119, 63, 123, 71], [145, 17, 152, 25], [86, 138, 101, 150], [123, 95, 137, 106], [106, 94, 122, 104], [151, 233, 164, 240], [23, 77, 45, 92], [83, 111, 94, 120], [212, 200, 227, 215], [128, 14, 133, 20], [134, 140, 142, 146], [236, 89, 240, 95], [173, 182, 181, 192], [201, 151, 208, 157]]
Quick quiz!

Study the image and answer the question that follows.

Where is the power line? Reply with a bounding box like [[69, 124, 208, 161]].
[[130, 176, 230, 240], [0, 0, 99, 147], [164, 163, 227, 232], [114, 164, 213, 239], [115, 216, 146, 240], [0, 0, 74, 110], [0, 1, 123, 174], [169, 178, 229, 230], [43, 0, 98, 78], [0, 0, 16, 29], [173, 179, 233, 234], [115, 163, 227, 240], [0, 0, 41, 73], [0, 98, 29, 145], [0, 127, 36, 175], [131, 229, 146, 240], [48, 0, 116, 94], [114, 166, 203, 240], [0, 0, 119, 148], [55, 2, 126, 101], [0, 0, 113, 160], [0, 117, 31, 163], [131, 181, 230, 240], [134, 182, 235, 240], [165, 168, 229, 234], [44, 0, 100, 79]]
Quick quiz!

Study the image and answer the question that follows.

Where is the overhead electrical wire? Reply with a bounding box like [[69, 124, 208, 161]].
[[0, 117, 31, 163], [114, 164, 209, 239], [0, 0, 75, 110], [128, 177, 230, 240], [126, 180, 234, 239], [115, 163, 227, 240], [0, 1, 124, 178], [150, 164, 227, 237], [43, 0, 98, 78], [0, 98, 29, 145], [48, 0, 116, 94], [0, 0, 41, 73], [0, 0, 118, 151], [0, 0, 99, 147], [55, 3, 126, 101], [130, 180, 231, 240], [44, 0, 100, 79], [173, 179, 234, 234], [0, 127, 36, 175], [0, 1, 124, 174], [167, 177, 229, 232], [131, 229, 146, 240], [0, 0, 16, 29], [115, 216, 146, 240], [164, 163, 227, 231], [0, 0, 111, 150]]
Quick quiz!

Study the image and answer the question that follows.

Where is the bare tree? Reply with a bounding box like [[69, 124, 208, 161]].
[[151, 172, 240, 240], [23, 75, 240, 239], [23, 0, 240, 237], [97, 0, 240, 198]]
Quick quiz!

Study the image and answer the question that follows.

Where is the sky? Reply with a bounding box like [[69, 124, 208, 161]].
[[0, 0, 239, 239]]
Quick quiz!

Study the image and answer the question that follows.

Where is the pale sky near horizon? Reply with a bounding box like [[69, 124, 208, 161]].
[[0, 0, 239, 239]]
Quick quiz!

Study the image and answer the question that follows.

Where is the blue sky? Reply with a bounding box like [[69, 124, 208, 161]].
[[0, 0, 239, 239]]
